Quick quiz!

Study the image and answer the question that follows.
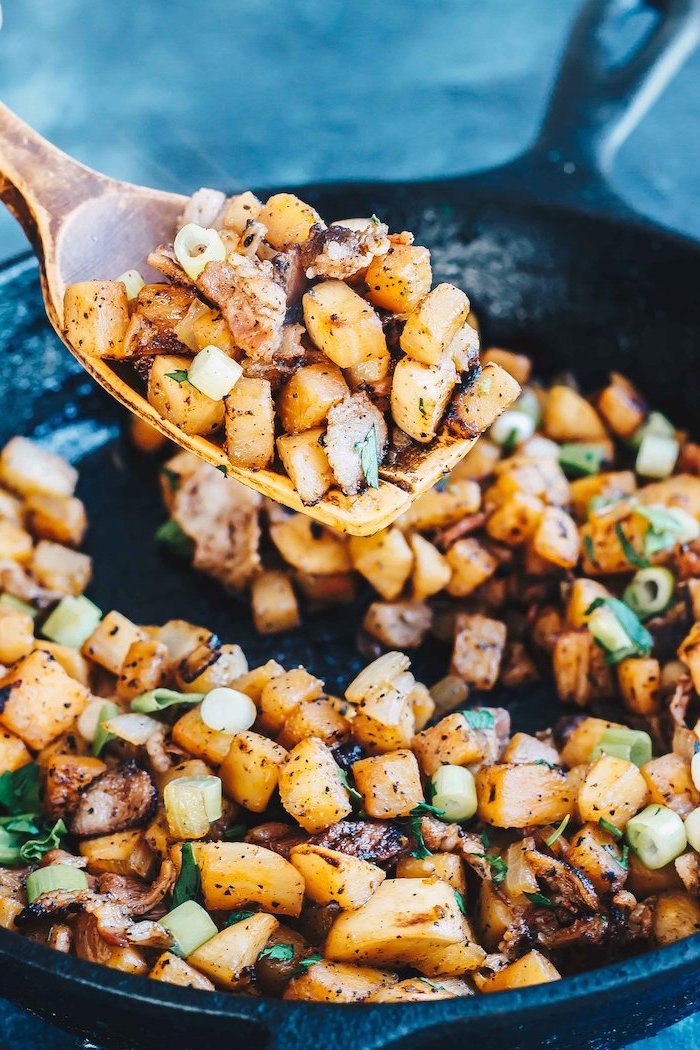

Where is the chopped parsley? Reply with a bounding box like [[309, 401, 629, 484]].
[[502, 428, 520, 456], [599, 818, 623, 839], [295, 953, 323, 974], [462, 709, 495, 731], [0, 764, 41, 816], [165, 370, 189, 384], [171, 843, 202, 908], [534, 759, 556, 769], [614, 522, 648, 568], [583, 534, 598, 566], [408, 815, 432, 859], [259, 943, 294, 963], [338, 769, 363, 807], [223, 824, 247, 841], [419, 397, 427, 419], [216, 464, 229, 477], [354, 426, 380, 490], [470, 852, 507, 883], [410, 802, 446, 819], [620, 844, 630, 870], [544, 814, 570, 847], [155, 519, 195, 560], [224, 910, 255, 927], [454, 889, 467, 915], [524, 891, 555, 908]]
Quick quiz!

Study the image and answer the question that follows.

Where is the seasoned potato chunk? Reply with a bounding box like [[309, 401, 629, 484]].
[[412, 713, 487, 777], [278, 737, 352, 832], [618, 657, 661, 715], [476, 763, 575, 828], [278, 363, 349, 434], [351, 680, 416, 755], [23, 492, 87, 547], [481, 348, 531, 386], [577, 755, 649, 829], [172, 707, 236, 766], [31, 541, 92, 595], [400, 284, 470, 366], [259, 668, 325, 733], [0, 437, 78, 499], [559, 717, 623, 767], [148, 354, 225, 437], [277, 698, 351, 750], [0, 605, 34, 665], [486, 492, 544, 546], [0, 728, 31, 774], [258, 192, 322, 249], [396, 853, 467, 895], [150, 951, 215, 991], [531, 506, 580, 568], [367, 977, 471, 1001], [445, 538, 497, 597], [451, 613, 506, 690], [0, 650, 90, 750], [446, 364, 521, 439], [478, 950, 560, 992], [224, 377, 275, 470], [641, 754, 700, 817], [290, 844, 385, 909], [567, 822, 628, 894], [189, 913, 279, 989], [544, 385, 608, 442], [303, 280, 387, 369], [365, 244, 432, 313], [653, 891, 700, 946], [352, 749, 424, 818], [276, 429, 334, 505], [193, 841, 303, 915], [597, 372, 646, 438], [283, 960, 396, 1002], [270, 515, 351, 575], [63, 280, 130, 359], [219, 732, 288, 812], [82, 610, 145, 674], [45, 754, 106, 819], [79, 829, 155, 879], [251, 571, 300, 635], [391, 354, 457, 443], [349, 527, 413, 600], [362, 601, 432, 650], [410, 534, 452, 599], [116, 637, 168, 699]]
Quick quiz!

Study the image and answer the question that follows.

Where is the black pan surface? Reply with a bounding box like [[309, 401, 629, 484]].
[[1, 1, 700, 1046]]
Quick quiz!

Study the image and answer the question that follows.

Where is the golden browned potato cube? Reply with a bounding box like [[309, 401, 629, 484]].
[[445, 538, 497, 597], [653, 891, 700, 946], [150, 951, 215, 991], [559, 716, 624, 766], [0, 437, 78, 499], [23, 492, 87, 547], [362, 601, 432, 650], [597, 372, 646, 438], [251, 570, 300, 635], [485, 492, 544, 546], [366, 977, 471, 1002], [476, 762, 575, 828], [258, 192, 322, 248], [531, 506, 580, 568], [569, 470, 637, 522], [0, 521, 33, 564], [220, 190, 263, 233], [349, 527, 413, 600], [224, 376, 274, 470], [451, 436, 501, 481], [410, 534, 452, 600], [174, 643, 248, 694], [400, 283, 470, 365], [259, 667, 325, 733], [278, 363, 349, 434], [0, 898, 22, 931], [278, 698, 351, 750], [410, 681, 436, 731], [79, 829, 155, 879], [283, 960, 397, 1002], [0, 605, 34, 665], [172, 707, 237, 766], [641, 753, 700, 817], [479, 950, 560, 993], [353, 749, 424, 818], [189, 913, 279, 989], [628, 853, 682, 899], [193, 841, 303, 915], [565, 578, 611, 627], [391, 354, 457, 443], [577, 755, 649, 829], [0, 727, 31, 774], [116, 637, 168, 699], [400, 479, 482, 531], [579, 510, 650, 576], [148, 354, 225, 437], [303, 280, 387, 368], [396, 852, 467, 895], [231, 659, 284, 703], [325, 877, 464, 968], [480, 348, 532, 386], [279, 737, 352, 832], [295, 571, 357, 606], [0, 487, 22, 524], [219, 731, 287, 812], [543, 385, 607, 442], [31, 541, 91, 595], [45, 753, 106, 819], [82, 610, 145, 674], [277, 432, 334, 513], [552, 630, 615, 707], [33, 641, 89, 686], [130, 415, 169, 454], [487, 453, 570, 509], [0, 650, 89, 750], [501, 732, 560, 766], [618, 657, 661, 715], [451, 613, 506, 690], [445, 364, 521, 439], [417, 942, 486, 980], [638, 474, 700, 517], [290, 843, 385, 909], [412, 712, 487, 776], [269, 514, 351, 575], [365, 244, 432, 314], [477, 880, 518, 950], [352, 683, 416, 755], [192, 306, 236, 355], [567, 822, 628, 894], [64, 280, 130, 359]]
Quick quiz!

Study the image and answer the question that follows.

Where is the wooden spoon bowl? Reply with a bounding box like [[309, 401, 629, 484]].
[[0, 103, 489, 535]]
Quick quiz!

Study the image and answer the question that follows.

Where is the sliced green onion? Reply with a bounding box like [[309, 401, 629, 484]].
[[623, 567, 675, 621], [636, 504, 700, 549], [626, 804, 686, 869], [115, 269, 145, 301], [590, 727, 652, 767], [489, 410, 535, 448], [164, 776, 222, 839], [101, 712, 161, 746], [430, 765, 478, 822], [131, 688, 204, 714], [200, 688, 257, 734], [513, 387, 542, 426], [558, 443, 607, 478], [173, 223, 226, 281], [160, 899, 217, 958], [155, 519, 195, 560], [26, 864, 88, 902], [630, 411, 675, 451], [92, 701, 121, 757], [599, 817, 623, 839], [187, 345, 243, 401], [42, 595, 102, 649], [0, 593, 38, 619], [545, 814, 570, 847], [684, 807, 700, 852], [586, 597, 653, 664], [635, 434, 679, 479]]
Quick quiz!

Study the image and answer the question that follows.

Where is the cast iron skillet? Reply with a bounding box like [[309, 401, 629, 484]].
[[1, 0, 700, 1046]]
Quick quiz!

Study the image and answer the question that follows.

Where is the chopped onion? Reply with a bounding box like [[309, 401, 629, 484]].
[[513, 387, 542, 426], [346, 652, 411, 704], [635, 434, 679, 479], [623, 568, 675, 620], [115, 269, 145, 301], [161, 900, 217, 958], [173, 223, 226, 281], [187, 345, 243, 401], [102, 712, 162, 746], [42, 595, 102, 649], [685, 807, 700, 852], [489, 410, 535, 448], [164, 775, 222, 839], [78, 697, 111, 743], [630, 411, 675, 450], [92, 701, 120, 757], [626, 804, 686, 869], [26, 864, 88, 902], [504, 841, 539, 898], [590, 727, 652, 767], [0, 593, 38, 618], [200, 687, 256, 734], [430, 765, 477, 822]]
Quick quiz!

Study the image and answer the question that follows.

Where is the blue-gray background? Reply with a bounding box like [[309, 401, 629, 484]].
[[1, 0, 700, 1046]]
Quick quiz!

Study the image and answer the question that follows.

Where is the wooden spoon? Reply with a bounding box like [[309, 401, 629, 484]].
[[0, 103, 495, 536]]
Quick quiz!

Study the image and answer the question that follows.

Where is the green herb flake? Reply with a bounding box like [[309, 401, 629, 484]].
[[614, 522, 649, 568], [410, 802, 447, 819], [454, 889, 467, 915], [585, 595, 653, 664], [599, 817, 623, 839], [583, 534, 598, 567], [171, 842, 202, 908], [418, 398, 427, 419], [502, 428, 519, 456], [470, 851, 507, 883], [155, 519, 195, 560], [0, 764, 41, 817], [462, 709, 495, 731], [370, 214, 380, 226], [409, 816, 432, 859], [223, 824, 247, 841], [534, 759, 556, 770], [216, 464, 229, 477], [524, 891, 555, 908], [338, 769, 363, 807], [354, 426, 380, 490], [544, 814, 570, 847], [620, 844, 630, 870], [295, 952, 323, 974], [479, 830, 491, 849], [165, 370, 189, 384], [224, 909, 255, 927], [259, 943, 295, 963]]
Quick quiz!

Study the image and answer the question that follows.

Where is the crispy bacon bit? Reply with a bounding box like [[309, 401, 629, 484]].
[[68, 761, 157, 838], [197, 256, 286, 360]]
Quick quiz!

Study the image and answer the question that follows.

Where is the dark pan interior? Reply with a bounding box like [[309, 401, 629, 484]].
[[1, 180, 700, 1048]]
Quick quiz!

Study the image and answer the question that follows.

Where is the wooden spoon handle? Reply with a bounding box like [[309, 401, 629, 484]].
[[0, 103, 105, 253]]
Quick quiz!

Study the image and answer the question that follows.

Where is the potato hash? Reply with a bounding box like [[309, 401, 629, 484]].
[[63, 188, 519, 509], [2, 369, 700, 1001]]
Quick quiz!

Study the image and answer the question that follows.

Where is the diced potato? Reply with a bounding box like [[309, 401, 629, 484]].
[[396, 853, 467, 895], [278, 698, 351, 750], [79, 829, 155, 878], [544, 386, 608, 442], [258, 668, 325, 733], [326, 877, 464, 967], [0, 898, 22, 930], [277, 429, 334, 505], [0, 650, 89, 750], [279, 737, 351, 832], [0, 605, 34, 664], [172, 707, 236, 765], [531, 506, 580, 568], [451, 613, 506, 690], [569, 470, 636, 521], [481, 348, 531, 386], [486, 492, 544, 546], [231, 659, 284, 702], [0, 727, 31, 774], [45, 754, 106, 819], [366, 977, 471, 1002], [451, 437, 501, 481], [64, 280, 130, 359], [412, 712, 486, 777], [193, 841, 304, 915], [597, 373, 646, 438], [501, 732, 560, 766], [579, 509, 650, 576], [269, 515, 351, 575], [362, 601, 432, 650], [129, 415, 169, 454], [638, 474, 700, 518], [189, 913, 279, 989], [618, 657, 661, 715], [679, 622, 700, 695], [224, 376, 274, 469], [553, 630, 615, 707], [400, 479, 482, 532], [653, 891, 700, 946], [400, 284, 470, 365], [150, 951, 215, 991], [0, 521, 33, 563], [284, 960, 397, 1002], [567, 822, 628, 894], [258, 192, 322, 248], [278, 363, 349, 434], [487, 454, 570, 509], [0, 437, 77, 500], [445, 364, 521, 439], [290, 844, 385, 909], [353, 749, 424, 818], [30, 541, 92, 595], [349, 528, 413, 600], [410, 534, 452, 600], [82, 610, 145, 674], [566, 579, 611, 627], [577, 755, 649, 829], [352, 681, 416, 755], [0, 487, 23, 523], [628, 853, 682, 899], [641, 754, 700, 817], [445, 538, 497, 597], [219, 731, 288, 812], [476, 763, 575, 828], [303, 280, 387, 368], [477, 881, 520, 950], [220, 190, 262, 234], [148, 354, 225, 437], [295, 571, 356, 606], [365, 244, 432, 314], [478, 950, 561, 993], [174, 643, 248, 694], [416, 943, 486, 980], [116, 637, 168, 699], [23, 493, 87, 547], [559, 717, 624, 767], [391, 354, 457, 443], [251, 570, 300, 635]]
